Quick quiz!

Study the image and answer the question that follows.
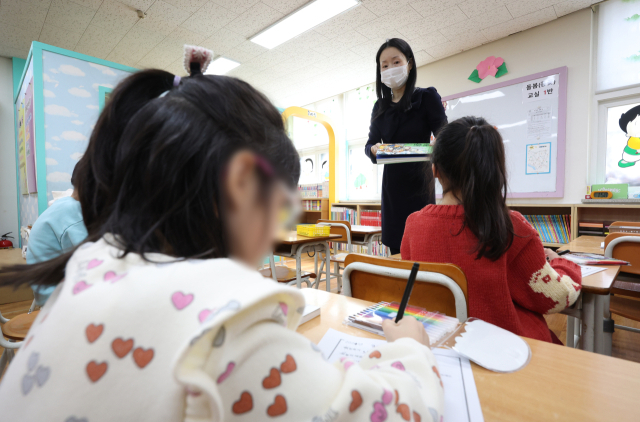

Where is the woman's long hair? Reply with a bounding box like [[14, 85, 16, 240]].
[[373, 38, 417, 119], [0, 69, 300, 289], [432, 116, 514, 261]]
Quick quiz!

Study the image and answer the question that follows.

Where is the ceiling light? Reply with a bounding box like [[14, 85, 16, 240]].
[[205, 57, 241, 75], [251, 0, 359, 49]]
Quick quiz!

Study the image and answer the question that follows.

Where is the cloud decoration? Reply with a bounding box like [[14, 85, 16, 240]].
[[469, 56, 508, 83], [43, 89, 55, 98], [52, 136, 60, 141], [70, 152, 84, 161], [44, 104, 78, 117], [50, 68, 59, 74], [69, 87, 91, 97], [92, 82, 114, 91], [61, 131, 87, 141], [71, 120, 84, 125], [89, 63, 117, 76], [46, 158, 58, 165], [47, 172, 71, 183], [86, 105, 99, 109], [43, 73, 59, 84], [58, 64, 85, 76], [45, 142, 61, 150]]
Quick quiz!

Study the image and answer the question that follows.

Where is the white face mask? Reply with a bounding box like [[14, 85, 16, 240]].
[[381, 64, 409, 89]]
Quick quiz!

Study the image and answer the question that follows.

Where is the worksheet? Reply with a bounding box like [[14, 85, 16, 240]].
[[317, 329, 484, 422], [580, 265, 607, 277]]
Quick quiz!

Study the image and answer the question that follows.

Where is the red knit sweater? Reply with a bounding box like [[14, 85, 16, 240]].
[[401, 205, 582, 344]]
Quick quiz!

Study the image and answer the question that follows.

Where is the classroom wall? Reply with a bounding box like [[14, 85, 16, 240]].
[[415, 9, 592, 205], [0, 56, 19, 239]]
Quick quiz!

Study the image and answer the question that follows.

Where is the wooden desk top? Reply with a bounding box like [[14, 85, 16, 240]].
[[277, 232, 342, 245], [297, 289, 640, 422], [0, 248, 25, 268], [558, 235, 605, 255], [349, 225, 382, 235]]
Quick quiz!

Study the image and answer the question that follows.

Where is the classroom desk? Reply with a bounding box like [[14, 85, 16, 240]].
[[349, 225, 382, 255], [273, 233, 342, 290], [558, 235, 605, 254], [297, 289, 640, 422]]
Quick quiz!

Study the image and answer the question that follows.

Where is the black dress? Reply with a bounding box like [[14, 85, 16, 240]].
[[364, 87, 448, 251]]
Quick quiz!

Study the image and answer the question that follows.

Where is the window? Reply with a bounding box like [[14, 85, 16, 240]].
[[602, 101, 640, 198]]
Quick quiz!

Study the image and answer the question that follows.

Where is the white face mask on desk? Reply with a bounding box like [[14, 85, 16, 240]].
[[381, 65, 409, 89]]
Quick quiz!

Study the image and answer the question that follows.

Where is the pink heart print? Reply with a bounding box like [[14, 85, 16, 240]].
[[344, 361, 354, 371], [382, 389, 393, 405], [73, 281, 91, 295], [279, 302, 288, 316], [103, 271, 126, 283], [391, 361, 405, 371], [87, 259, 103, 270], [198, 309, 213, 323], [370, 401, 387, 422], [216, 362, 235, 384], [171, 292, 194, 310]]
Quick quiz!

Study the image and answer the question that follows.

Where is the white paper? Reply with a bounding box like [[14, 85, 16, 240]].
[[581, 265, 607, 277], [601, 242, 605, 249], [317, 329, 484, 422], [522, 75, 558, 103], [527, 106, 553, 139], [525, 143, 551, 174]]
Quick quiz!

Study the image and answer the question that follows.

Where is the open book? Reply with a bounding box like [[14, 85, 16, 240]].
[[562, 252, 629, 266], [376, 143, 432, 164]]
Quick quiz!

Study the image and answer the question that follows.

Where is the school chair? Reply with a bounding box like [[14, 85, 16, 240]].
[[602, 231, 640, 355], [0, 301, 38, 375], [258, 254, 317, 288], [341, 254, 468, 320], [316, 219, 352, 292]]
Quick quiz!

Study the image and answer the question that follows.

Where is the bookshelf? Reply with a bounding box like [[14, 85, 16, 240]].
[[507, 204, 573, 248], [299, 198, 329, 223]]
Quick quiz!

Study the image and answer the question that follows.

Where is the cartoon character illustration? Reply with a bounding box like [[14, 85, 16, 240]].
[[618, 105, 640, 168]]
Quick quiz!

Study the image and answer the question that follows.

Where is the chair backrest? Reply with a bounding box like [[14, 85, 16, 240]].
[[605, 233, 640, 276], [609, 221, 640, 234], [343, 254, 469, 320], [317, 219, 352, 247]]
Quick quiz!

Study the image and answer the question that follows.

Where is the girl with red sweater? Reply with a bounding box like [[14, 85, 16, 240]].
[[401, 116, 581, 344]]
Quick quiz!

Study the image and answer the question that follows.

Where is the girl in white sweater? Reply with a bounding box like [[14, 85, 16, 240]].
[[0, 47, 444, 422]]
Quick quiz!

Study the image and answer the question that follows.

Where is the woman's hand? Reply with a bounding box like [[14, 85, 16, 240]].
[[371, 143, 382, 155], [544, 248, 560, 261], [382, 316, 430, 347]]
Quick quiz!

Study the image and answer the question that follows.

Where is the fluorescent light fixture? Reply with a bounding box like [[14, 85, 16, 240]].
[[205, 57, 241, 75], [251, 0, 359, 49]]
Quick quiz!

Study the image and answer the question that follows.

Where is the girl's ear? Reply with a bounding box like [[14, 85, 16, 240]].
[[225, 150, 258, 211], [408, 58, 413, 72], [432, 163, 439, 179]]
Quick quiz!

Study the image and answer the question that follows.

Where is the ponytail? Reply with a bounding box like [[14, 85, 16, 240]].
[[432, 116, 514, 261]]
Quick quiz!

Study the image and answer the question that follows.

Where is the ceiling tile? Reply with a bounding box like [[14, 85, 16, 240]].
[[180, 1, 238, 36], [397, 6, 468, 39], [119, 0, 156, 11], [281, 30, 329, 51], [458, 0, 510, 19], [0, 22, 41, 54], [226, 62, 260, 78], [137, 30, 199, 69], [409, 31, 449, 51], [245, 50, 283, 68], [481, 6, 556, 41], [409, 0, 466, 18], [69, 0, 104, 10], [0, 43, 30, 59], [225, 2, 283, 38], [162, 0, 208, 14], [165, 57, 189, 75], [16, 0, 53, 9], [234, 39, 268, 55], [39, 24, 84, 50], [211, 0, 261, 14], [261, 0, 307, 15], [135, 0, 192, 35], [45, 0, 96, 33], [224, 46, 261, 63], [0, 0, 49, 28], [312, 30, 369, 57], [313, 5, 377, 39], [439, 5, 512, 40], [413, 49, 435, 66], [137, 51, 174, 69], [166, 26, 206, 44], [355, 4, 423, 39], [506, 0, 554, 19], [554, 0, 596, 18], [74, 24, 128, 59], [200, 28, 247, 54], [361, 0, 410, 17], [107, 25, 166, 64], [91, 0, 140, 32]]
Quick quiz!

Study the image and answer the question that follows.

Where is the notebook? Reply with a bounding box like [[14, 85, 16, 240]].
[[300, 304, 321, 324], [345, 301, 460, 346], [562, 252, 629, 266], [376, 143, 432, 164]]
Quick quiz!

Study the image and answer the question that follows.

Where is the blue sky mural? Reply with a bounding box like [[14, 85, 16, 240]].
[[42, 50, 133, 200]]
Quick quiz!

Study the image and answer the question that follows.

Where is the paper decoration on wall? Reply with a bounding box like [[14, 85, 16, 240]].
[[468, 56, 508, 83]]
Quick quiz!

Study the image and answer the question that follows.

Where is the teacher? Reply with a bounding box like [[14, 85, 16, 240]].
[[365, 38, 448, 255]]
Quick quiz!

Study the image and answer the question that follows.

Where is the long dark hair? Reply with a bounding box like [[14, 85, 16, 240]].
[[1, 69, 300, 289], [373, 38, 417, 119], [432, 116, 514, 261]]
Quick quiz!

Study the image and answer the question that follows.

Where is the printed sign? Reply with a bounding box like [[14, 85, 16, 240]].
[[522, 74, 558, 103]]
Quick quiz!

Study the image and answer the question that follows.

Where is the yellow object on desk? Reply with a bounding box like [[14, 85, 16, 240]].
[[296, 224, 331, 237]]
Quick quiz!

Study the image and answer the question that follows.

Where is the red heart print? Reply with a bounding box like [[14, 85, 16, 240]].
[[267, 395, 287, 417], [396, 403, 410, 421], [112, 338, 134, 358], [133, 347, 154, 368], [86, 361, 108, 382], [85, 324, 104, 343], [232, 391, 253, 414], [432, 366, 443, 388], [369, 350, 382, 359], [349, 390, 363, 412], [413, 411, 422, 422], [24, 336, 33, 349], [280, 354, 296, 373], [394, 390, 399, 405], [262, 367, 281, 389]]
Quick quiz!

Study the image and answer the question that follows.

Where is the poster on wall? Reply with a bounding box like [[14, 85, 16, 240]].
[[25, 77, 37, 193], [17, 101, 28, 194]]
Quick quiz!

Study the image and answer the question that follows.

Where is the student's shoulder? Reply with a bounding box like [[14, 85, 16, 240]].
[[509, 210, 537, 234]]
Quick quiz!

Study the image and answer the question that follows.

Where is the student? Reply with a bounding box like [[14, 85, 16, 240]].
[[401, 116, 582, 344], [0, 49, 444, 422], [26, 164, 88, 306]]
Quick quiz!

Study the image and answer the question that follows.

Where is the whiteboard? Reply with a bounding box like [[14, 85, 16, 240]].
[[440, 67, 567, 198]]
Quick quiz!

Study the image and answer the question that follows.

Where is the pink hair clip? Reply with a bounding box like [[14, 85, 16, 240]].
[[183, 45, 213, 75]]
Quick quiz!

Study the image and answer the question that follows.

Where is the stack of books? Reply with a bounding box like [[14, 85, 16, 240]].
[[360, 210, 381, 227], [578, 220, 612, 236], [298, 182, 329, 198], [523, 215, 571, 244], [376, 143, 432, 164], [302, 200, 323, 211]]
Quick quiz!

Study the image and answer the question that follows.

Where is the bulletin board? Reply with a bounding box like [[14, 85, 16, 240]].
[[441, 66, 568, 198]]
